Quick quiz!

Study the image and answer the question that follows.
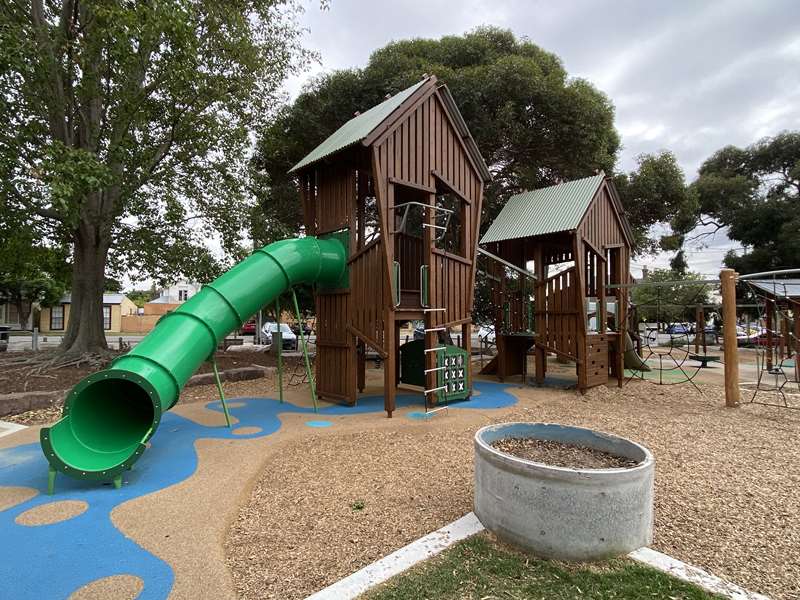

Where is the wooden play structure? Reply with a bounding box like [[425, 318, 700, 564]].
[[288, 76, 491, 416], [479, 174, 635, 392]]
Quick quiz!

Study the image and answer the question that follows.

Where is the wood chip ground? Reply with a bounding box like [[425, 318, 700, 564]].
[[491, 437, 640, 469], [225, 377, 800, 600]]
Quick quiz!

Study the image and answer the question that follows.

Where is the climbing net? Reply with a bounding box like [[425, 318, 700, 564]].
[[739, 276, 799, 409], [624, 278, 722, 394]]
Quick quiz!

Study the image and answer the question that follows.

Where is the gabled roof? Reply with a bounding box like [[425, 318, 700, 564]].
[[289, 77, 491, 182], [747, 279, 800, 299], [289, 79, 428, 174], [480, 174, 605, 244]]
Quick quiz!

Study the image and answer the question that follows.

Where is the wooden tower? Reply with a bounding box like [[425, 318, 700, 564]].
[[479, 174, 634, 392], [289, 76, 491, 416]]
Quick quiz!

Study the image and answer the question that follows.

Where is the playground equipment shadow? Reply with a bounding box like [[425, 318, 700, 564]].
[[0, 381, 517, 600]]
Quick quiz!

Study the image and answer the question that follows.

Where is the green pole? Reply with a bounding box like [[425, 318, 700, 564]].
[[292, 287, 317, 412], [211, 356, 232, 427], [276, 297, 284, 403]]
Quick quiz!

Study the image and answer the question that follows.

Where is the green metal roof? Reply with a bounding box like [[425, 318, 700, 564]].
[[480, 173, 605, 244], [289, 79, 428, 173]]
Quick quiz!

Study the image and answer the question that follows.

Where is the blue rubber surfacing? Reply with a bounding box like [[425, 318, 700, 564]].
[[0, 381, 517, 599]]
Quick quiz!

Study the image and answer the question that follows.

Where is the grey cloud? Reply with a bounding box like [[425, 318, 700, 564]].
[[285, 0, 799, 274]]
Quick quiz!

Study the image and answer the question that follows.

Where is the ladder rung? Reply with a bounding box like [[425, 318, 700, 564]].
[[425, 347, 446, 353], [422, 223, 446, 230], [425, 386, 447, 394], [426, 406, 449, 415], [424, 366, 446, 373], [425, 327, 446, 332], [424, 308, 446, 312]]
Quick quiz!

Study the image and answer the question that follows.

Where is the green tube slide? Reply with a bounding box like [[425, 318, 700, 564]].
[[623, 331, 651, 372], [40, 236, 347, 483]]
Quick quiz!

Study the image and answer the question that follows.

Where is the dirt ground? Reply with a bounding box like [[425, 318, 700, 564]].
[[225, 370, 800, 600], [0, 350, 291, 395]]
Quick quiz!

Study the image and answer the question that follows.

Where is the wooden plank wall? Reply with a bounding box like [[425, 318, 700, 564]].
[[349, 239, 388, 352], [578, 186, 628, 248], [315, 290, 353, 402], [537, 267, 579, 360], [315, 164, 354, 234], [372, 88, 483, 329], [430, 250, 472, 326]]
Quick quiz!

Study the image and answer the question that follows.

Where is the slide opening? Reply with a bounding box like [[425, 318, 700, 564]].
[[69, 377, 155, 454]]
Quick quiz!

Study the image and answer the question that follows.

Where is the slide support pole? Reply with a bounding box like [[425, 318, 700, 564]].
[[211, 356, 232, 427], [276, 297, 284, 403], [47, 467, 56, 496], [292, 288, 317, 412]]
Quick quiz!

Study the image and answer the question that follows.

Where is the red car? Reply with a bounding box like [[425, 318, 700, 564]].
[[240, 319, 256, 335]]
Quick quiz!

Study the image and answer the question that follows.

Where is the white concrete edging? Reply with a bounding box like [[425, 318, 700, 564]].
[[629, 547, 770, 600], [305, 512, 769, 600], [305, 513, 483, 600], [0, 420, 27, 439]]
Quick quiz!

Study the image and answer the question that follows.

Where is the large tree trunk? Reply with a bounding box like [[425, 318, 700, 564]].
[[15, 299, 31, 330], [60, 220, 111, 355]]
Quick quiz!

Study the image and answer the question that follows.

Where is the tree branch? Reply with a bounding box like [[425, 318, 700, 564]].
[[31, 0, 70, 145]]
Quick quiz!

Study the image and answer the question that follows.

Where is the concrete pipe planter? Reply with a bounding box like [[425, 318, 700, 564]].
[[474, 422, 654, 561]]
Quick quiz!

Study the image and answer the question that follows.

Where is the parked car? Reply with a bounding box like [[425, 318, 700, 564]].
[[413, 323, 425, 340], [477, 325, 496, 345], [665, 323, 690, 335], [290, 323, 313, 336], [261, 322, 298, 350], [240, 319, 256, 335]]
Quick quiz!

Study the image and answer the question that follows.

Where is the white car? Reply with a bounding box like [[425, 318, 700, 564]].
[[261, 322, 298, 350], [477, 325, 496, 345]]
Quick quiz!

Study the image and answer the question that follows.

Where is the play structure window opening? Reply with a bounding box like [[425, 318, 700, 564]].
[[434, 187, 465, 257], [361, 193, 381, 246]]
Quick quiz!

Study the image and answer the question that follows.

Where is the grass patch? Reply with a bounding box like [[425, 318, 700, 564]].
[[362, 533, 719, 599]]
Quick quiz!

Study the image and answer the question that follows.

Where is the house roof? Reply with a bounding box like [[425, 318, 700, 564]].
[[59, 293, 128, 305], [289, 79, 428, 174], [480, 174, 606, 244], [746, 279, 800, 299]]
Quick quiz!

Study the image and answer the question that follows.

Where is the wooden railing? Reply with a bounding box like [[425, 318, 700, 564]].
[[536, 267, 578, 360]]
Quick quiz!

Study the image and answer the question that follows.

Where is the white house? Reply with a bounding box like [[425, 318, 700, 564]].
[[151, 280, 202, 304]]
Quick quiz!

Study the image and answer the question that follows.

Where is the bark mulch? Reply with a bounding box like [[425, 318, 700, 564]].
[[491, 437, 640, 469], [225, 380, 800, 600]]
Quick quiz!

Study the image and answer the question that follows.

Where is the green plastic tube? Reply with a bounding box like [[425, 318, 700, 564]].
[[40, 236, 346, 482]]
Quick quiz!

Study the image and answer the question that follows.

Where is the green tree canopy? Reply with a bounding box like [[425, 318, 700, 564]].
[[0, 0, 311, 353], [613, 151, 690, 256], [678, 131, 800, 274], [0, 231, 68, 328], [251, 27, 620, 244]]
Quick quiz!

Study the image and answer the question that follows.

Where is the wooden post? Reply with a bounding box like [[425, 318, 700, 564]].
[[384, 310, 396, 417], [394, 321, 401, 387], [779, 313, 788, 362], [794, 300, 800, 384], [462, 321, 472, 392], [766, 298, 774, 370], [694, 306, 701, 354], [533, 244, 545, 384], [720, 269, 739, 407], [357, 339, 366, 393]]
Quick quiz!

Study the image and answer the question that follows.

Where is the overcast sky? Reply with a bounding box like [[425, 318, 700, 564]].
[[282, 0, 800, 277]]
